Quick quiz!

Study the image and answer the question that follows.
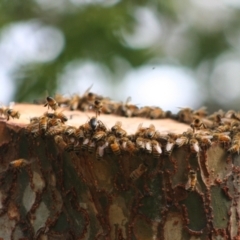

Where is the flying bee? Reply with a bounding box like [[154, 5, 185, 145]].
[[108, 135, 121, 156], [111, 121, 127, 138], [129, 163, 148, 181], [189, 138, 200, 153], [9, 158, 34, 168], [93, 99, 103, 117], [185, 170, 198, 191], [190, 117, 206, 133], [44, 96, 58, 111], [151, 140, 162, 158]]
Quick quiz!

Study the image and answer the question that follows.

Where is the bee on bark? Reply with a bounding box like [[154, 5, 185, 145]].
[[39, 116, 48, 135], [136, 137, 146, 150], [82, 138, 90, 151], [64, 126, 77, 137], [44, 96, 58, 111], [130, 163, 148, 181], [65, 138, 75, 152], [151, 140, 162, 158], [9, 158, 34, 168], [195, 134, 212, 150], [126, 140, 136, 155], [45, 125, 65, 137], [111, 121, 127, 138], [189, 138, 200, 153], [108, 135, 121, 156], [228, 141, 240, 154], [185, 170, 198, 191], [212, 132, 231, 148], [165, 133, 179, 155], [74, 128, 85, 140]]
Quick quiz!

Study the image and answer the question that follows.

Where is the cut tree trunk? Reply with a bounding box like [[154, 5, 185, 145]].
[[0, 104, 239, 240]]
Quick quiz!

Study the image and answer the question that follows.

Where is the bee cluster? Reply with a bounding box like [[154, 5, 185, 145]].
[[21, 94, 240, 172]]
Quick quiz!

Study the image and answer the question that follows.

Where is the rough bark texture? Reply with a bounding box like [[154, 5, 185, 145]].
[[0, 104, 239, 240]]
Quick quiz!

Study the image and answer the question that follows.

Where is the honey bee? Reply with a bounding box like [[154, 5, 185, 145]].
[[193, 107, 208, 118], [144, 124, 156, 139], [177, 107, 193, 123], [133, 106, 152, 118], [39, 116, 48, 134], [190, 117, 206, 133], [195, 134, 212, 150], [149, 107, 165, 119], [129, 163, 148, 181], [69, 94, 80, 111], [185, 170, 198, 191], [111, 121, 127, 138], [64, 126, 77, 137], [126, 140, 136, 155], [108, 135, 121, 156], [81, 138, 90, 151], [228, 142, 240, 154], [117, 96, 138, 118], [145, 139, 152, 153], [93, 99, 103, 117], [47, 118, 62, 128], [175, 135, 189, 148], [136, 137, 146, 150], [9, 158, 34, 168], [65, 138, 75, 152], [92, 131, 107, 142], [212, 132, 231, 148], [189, 138, 200, 153], [44, 96, 58, 111], [151, 140, 162, 158], [45, 125, 65, 137], [53, 110, 68, 123], [135, 123, 146, 138], [165, 133, 178, 155], [4, 108, 20, 121], [74, 128, 85, 140]]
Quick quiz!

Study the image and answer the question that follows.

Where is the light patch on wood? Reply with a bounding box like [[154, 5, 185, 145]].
[[164, 212, 183, 240]]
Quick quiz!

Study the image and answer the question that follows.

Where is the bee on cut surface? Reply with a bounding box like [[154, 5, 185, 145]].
[[44, 96, 58, 111], [111, 121, 127, 138], [129, 163, 148, 181], [190, 117, 206, 133], [5, 109, 20, 121], [185, 170, 198, 191]]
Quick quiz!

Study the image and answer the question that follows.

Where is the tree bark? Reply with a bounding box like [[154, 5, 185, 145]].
[[0, 104, 238, 240]]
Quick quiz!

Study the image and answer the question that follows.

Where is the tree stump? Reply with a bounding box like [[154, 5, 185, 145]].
[[0, 103, 239, 240]]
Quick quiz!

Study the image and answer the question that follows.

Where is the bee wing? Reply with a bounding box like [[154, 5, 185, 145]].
[[145, 140, 152, 152], [9, 102, 15, 109], [166, 142, 174, 152], [153, 143, 162, 154], [176, 137, 188, 147], [126, 96, 132, 105], [185, 178, 192, 191], [83, 84, 93, 96], [192, 142, 200, 153]]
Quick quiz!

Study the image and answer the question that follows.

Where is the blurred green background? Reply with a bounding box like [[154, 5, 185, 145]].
[[1, 0, 240, 113]]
